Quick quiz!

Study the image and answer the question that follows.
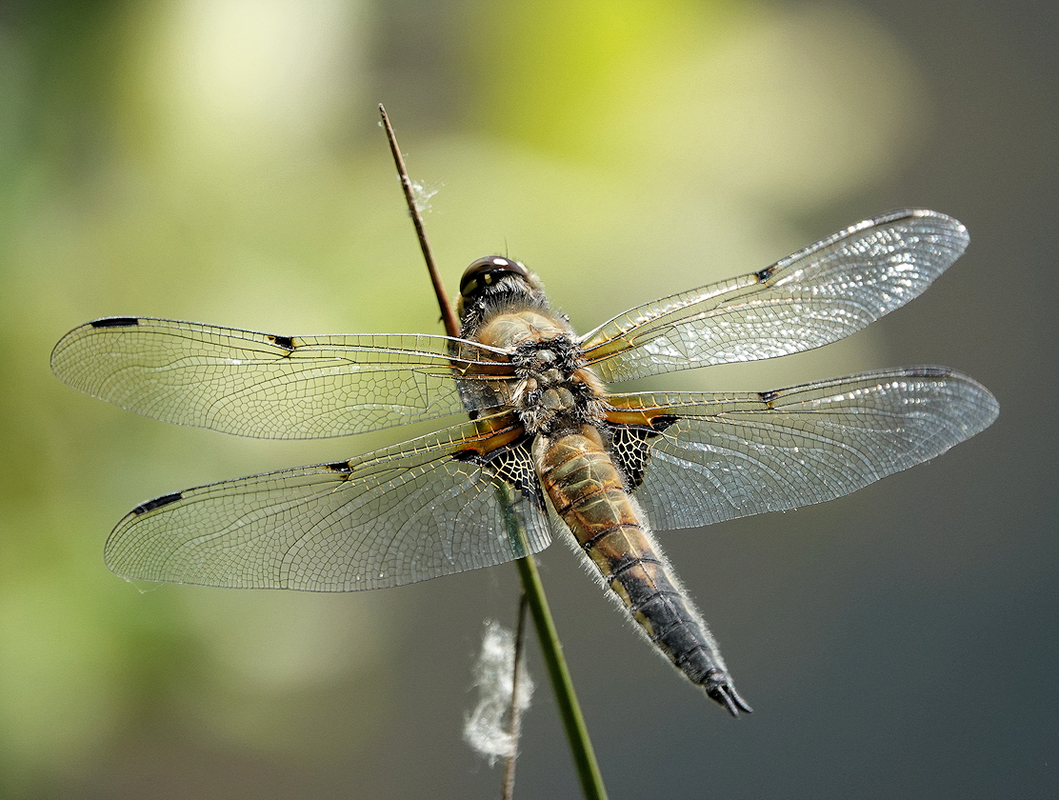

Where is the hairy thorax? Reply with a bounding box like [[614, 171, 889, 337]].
[[474, 310, 605, 436]]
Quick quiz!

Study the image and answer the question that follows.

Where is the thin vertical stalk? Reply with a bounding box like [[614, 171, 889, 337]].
[[500, 592, 529, 800], [378, 105, 460, 339], [378, 104, 607, 800], [506, 503, 608, 800]]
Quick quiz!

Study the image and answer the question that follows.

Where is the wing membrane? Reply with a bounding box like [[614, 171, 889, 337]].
[[607, 367, 998, 531], [104, 416, 552, 590], [582, 210, 969, 382], [51, 318, 511, 438]]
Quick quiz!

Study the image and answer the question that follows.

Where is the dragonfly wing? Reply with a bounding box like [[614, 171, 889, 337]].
[[605, 368, 998, 531], [582, 210, 969, 382], [51, 317, 510, 438], [104, 417, 552, 590]]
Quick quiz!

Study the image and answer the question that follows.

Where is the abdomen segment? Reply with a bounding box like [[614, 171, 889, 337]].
[[536, 427, 752, 716]]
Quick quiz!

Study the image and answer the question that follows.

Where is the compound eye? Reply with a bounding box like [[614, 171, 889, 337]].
[[460, 256, 529, 297]]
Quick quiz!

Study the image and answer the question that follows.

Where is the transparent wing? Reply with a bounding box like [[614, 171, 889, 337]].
[[607, 367, 998, 531], [51, 317, 512, 439], [104, 417, 552, 590], [581, 210, 969, 382]]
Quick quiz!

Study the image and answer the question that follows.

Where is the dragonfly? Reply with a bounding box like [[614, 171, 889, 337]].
[[51, 208, 998, 716]]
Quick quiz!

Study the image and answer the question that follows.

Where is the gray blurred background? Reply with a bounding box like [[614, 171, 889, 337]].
[[1, 0, 1055, 797]]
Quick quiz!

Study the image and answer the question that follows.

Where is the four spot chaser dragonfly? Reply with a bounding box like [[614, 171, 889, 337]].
[[51, 208, 998, 716]]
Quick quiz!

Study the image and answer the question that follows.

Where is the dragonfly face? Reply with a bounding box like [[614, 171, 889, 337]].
[[51, 208, 998, 716]]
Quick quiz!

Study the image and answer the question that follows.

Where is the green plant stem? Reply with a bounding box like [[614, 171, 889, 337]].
[[508, 518, 608, 800], [501, 592, 528, 800]]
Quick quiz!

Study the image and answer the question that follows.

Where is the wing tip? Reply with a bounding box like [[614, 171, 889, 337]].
[[871, 207, 969, 253]]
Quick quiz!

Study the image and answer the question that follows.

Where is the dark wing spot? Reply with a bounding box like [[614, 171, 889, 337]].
[[452, 449, 482, 465], [609, 426, 653, 491], [905, 366, 953, 379], [754, 265, 776, 283], [323, 461, 353, 474], [650, 414, 678, 433], [608, 415, 678, 491], [91, 317, 139, 328], [455, 435, 545, 511], [133, 492, 183, 514], [758, 389, 779, 407], [268, 334, 296, 351]]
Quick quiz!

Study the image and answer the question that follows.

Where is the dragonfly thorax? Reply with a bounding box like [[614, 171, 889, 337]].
[[508, 335, 605, 436], [463, 289, 607, 435]]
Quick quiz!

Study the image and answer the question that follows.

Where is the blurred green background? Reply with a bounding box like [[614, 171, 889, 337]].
[[1, 0, 1055, 797]]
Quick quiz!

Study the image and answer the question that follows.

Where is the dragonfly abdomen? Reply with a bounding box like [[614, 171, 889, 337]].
[[536, 426, 751, 716]]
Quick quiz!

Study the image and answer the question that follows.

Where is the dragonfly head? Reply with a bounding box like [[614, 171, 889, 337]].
[[457, 256, 547, 335]]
